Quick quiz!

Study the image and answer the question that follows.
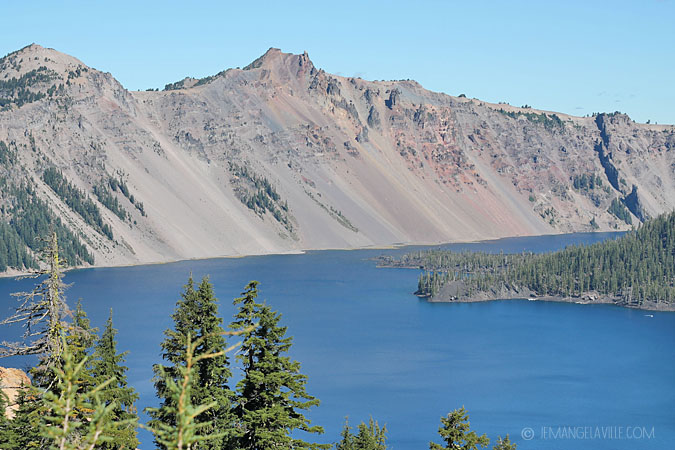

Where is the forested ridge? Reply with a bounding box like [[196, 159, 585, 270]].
[[42, 167, 114, 240], [384, 212, 675, 308], [0, 142, 94, 271]]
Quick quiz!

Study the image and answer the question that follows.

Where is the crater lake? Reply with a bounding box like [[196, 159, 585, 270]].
[[1, 232, 673, 450]]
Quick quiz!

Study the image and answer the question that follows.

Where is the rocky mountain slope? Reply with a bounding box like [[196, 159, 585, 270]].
[[0, 44, 673, 271]]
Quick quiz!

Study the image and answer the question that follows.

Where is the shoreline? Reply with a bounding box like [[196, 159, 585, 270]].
[[0, 229, 626, 280], [424, 292, 675, 312], [0, 231, 562, 279]]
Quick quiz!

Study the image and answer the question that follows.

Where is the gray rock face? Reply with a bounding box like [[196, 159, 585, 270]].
[[0, 44, 673, 271]]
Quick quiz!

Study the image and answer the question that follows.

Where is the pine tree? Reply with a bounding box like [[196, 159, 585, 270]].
[[146, 332, 228, 450], [336, 418, 387, 450], [230, 281, 327, 450], [90, 310, 139, 450], [335, 419, 355, 450], [429, 408, 489, 450], [41, 334, 131, 450], [66, 299, 98, 393], [0, 231, 70, 388], [0, 390, 16, 449], [1, 389, 42, 449], [149, 275, 234, 450], [492, 435, 516, 450]]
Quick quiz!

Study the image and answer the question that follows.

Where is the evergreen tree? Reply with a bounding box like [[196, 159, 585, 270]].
[[336, 418, 387, 450], [0, 231, 70, 389], [1, 389, 42, 449], [41, 334, 131, 450], [492, 435, 516, 450], [66, 299, 98, 393], [402, 212, 675, 306], [335, 419, 355, 450], [147, 332, 228, 450], [90, 309, 139, 450], [230, 281, 327, 450], [429, 408, 489, 450], [0, 391, 16, 449], [149, 275, 234, 450]]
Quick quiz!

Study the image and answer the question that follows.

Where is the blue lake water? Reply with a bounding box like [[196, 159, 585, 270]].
[[1, 231, 674, 450]]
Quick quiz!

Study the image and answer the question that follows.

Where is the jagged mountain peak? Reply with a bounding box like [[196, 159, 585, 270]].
[[243, 47, 313, 71]]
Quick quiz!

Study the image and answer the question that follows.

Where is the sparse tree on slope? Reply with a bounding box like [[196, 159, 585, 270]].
[[231, 281, 327, 450]]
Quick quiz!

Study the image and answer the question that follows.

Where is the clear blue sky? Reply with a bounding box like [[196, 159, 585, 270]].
[[2, 0, 674, 124]]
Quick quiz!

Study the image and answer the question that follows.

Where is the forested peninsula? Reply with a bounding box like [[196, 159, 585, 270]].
[[380, 212, 675, 311]]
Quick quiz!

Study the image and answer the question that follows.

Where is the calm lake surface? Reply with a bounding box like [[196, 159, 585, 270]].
[[1, 232, 673, 450]]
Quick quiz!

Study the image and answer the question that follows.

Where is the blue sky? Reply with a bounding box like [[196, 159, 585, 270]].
[[2, 0, 674, 124]]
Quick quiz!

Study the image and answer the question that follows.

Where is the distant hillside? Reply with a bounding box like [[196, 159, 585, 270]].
[[0, 44, 673, 272], [384, 212, 675, 310]]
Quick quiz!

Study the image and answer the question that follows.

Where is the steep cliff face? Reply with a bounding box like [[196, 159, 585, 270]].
[[0, 44, 672, 271]]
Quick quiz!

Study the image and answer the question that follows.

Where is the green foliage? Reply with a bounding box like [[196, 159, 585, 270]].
[[150, 276, 235, 450], [0, 231, 70, 381], [572, 173, 603, 191], [396, 212, 675, 306], [429, 408, 489, 450], [164, 80, 186, 91], [0, 234, 138, 450], [93, 184, 128, 221], [589, 217, 599, 230], [66, 300, 98, 392], [42, 167, 113, 240], [228, 162, 292, 231], [90, 310, 139, 450], [41, 335, 129, 450], [147, 332, 227, 450], [0, 140, 17, 165], [496, 108, 564, 131], [0, 66, 58, 110], [107, 176, 145, 216], [0, 221, 35, 271], [0, 389, 43, 449], [336, 418, 387, 450], [608, 198, 632, 225], [231, 281, 327, 450], [492, 435, 516, 450], [9, 181, 93, 266]]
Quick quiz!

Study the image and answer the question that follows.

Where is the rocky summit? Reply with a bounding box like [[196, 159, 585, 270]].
[[0, 44, 673, 271]]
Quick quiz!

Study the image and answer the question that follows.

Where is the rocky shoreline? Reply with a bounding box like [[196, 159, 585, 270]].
[[423, 280, 675, 312]]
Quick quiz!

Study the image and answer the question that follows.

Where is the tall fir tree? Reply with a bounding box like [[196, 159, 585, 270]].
[[492, 435, 516, 450], [429, 408, 489, 450], [336, 418, 387, 450], [230, 281, 327, 450], [90, 309, 139, 450], [68, 300, 97, 361], [149, 275, 234, 449], [67, 299, 98, 393]]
